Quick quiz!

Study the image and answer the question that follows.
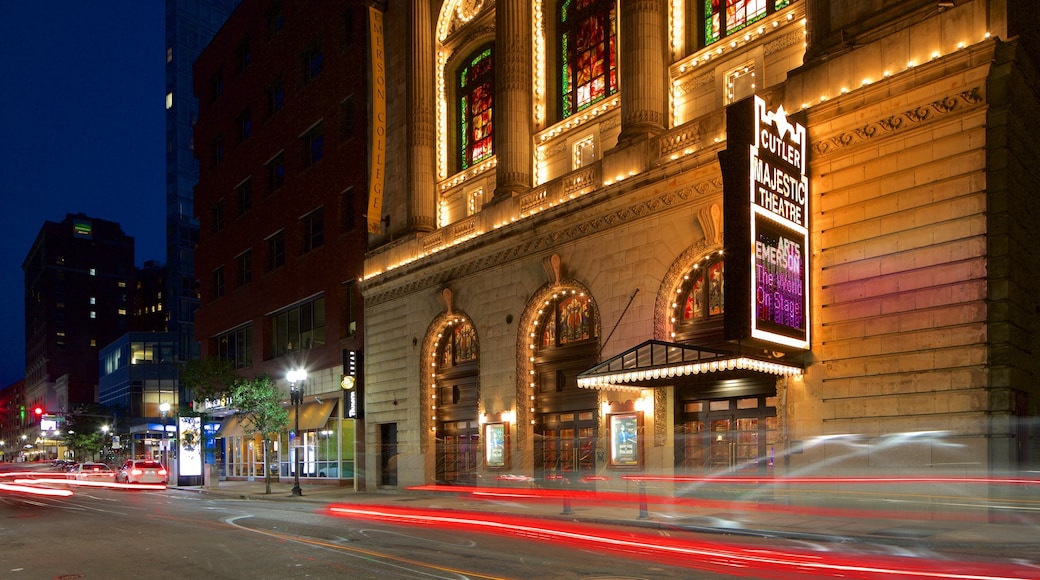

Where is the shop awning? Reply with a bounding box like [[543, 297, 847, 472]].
[[215, 399, 335, 438], [576, 340, 803, 391], [288, 399, 336, 431], [215, 415, 247, 438]]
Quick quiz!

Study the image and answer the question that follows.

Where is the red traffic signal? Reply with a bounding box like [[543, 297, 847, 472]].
[[34, 406, 44, 416]]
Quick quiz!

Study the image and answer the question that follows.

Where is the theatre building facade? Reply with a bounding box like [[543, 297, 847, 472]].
[[359, 0, 1040, 490]]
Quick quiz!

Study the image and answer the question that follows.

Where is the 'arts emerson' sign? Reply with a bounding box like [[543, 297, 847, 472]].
[[722, 95, 810, 351]]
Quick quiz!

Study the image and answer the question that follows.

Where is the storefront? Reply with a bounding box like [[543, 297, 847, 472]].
[[215, 399, 355, 482]]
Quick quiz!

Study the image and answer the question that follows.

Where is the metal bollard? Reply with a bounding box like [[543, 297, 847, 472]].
[[561, 477, 574, 515], [637, 480, 650, 519]]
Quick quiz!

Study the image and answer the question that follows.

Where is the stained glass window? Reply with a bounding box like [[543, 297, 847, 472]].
[[704, 0, 793, 46], [441, 320, 479, 367], [680, 259, 725, 324], [560, 0, 617, 119], [458, 45, 494, 170], [541, 293, 597, 347]]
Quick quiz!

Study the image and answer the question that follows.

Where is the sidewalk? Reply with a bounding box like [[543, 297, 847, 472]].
[[169, 479, 1040, 558]]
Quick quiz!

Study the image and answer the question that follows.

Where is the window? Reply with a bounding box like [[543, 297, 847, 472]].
[[559, 0, 617, 119], [237, 108, 252, 142], [302, 122, 324, 166], [340, 186, 356, 231], [209, 69, 224, 102], [439, 320, 479, 367], [302, 40, 324, 83], [270, 297, 325, 357], [266, 231, 285, 271], [301, 207, 324, 252], [725, 62, 757, 104], [342, 280, 359, 337], [211, 199, 225, 233], [211, 266, 225, 298], [235, 36, 252, 74], [266, 152, 285, 194], [540, 291, 597, 347], [216, 325, 252, 369], [700, 0, 793, 47], [236, 178, 252, 215], [458, 45, 494, 171], [212, 135, 225, 166], [267, 77, 285, 116], [573, 135, 596, 168], [236, 249, 253, 287], [267, 3, 284, 37], [342, 8, 355, 46], [340, 95, 355, 139], [677, 258, 725, 326]]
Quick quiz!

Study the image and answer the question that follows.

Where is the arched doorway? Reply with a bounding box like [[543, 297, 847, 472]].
[[531, 288, 600, 485]]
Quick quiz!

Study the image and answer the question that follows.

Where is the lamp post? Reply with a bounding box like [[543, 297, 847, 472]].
[[287, 369, 307, 496], [159, 402, 171, 467]]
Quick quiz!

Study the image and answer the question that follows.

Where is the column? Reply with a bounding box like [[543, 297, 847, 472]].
[[618, 0, 667, 144], [493, 0, 534, 202], [409, 0, 437, 232]]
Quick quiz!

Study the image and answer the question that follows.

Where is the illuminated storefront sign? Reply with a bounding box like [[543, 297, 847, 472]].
[[722, 95, 810, 350]]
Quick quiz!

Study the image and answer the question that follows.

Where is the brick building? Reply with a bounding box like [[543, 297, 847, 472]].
[[193, 0, 369, 483]]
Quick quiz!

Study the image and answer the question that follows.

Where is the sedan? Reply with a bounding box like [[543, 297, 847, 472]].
[[67, 462, 115, 481], [115, 460, 168, 485]]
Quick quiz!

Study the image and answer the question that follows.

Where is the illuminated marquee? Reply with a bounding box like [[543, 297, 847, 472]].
[[722, 95, 810, 351]]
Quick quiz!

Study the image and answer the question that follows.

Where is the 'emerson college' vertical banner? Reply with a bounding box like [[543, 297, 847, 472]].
[[367, 5, 387, 234], [722, 95, 810, 350]]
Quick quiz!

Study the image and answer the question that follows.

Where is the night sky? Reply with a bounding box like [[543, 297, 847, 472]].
[[0, 3, 167, 387]]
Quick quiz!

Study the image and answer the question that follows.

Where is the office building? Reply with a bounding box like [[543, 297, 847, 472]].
[[193, 0, 370, 484]]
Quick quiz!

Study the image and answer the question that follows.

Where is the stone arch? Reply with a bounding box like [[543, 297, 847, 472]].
[[513, 277, 601, 452], [419, 309, 480, 454]]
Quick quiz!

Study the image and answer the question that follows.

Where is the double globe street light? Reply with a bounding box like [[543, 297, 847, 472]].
[[287, 369, 307, 496]]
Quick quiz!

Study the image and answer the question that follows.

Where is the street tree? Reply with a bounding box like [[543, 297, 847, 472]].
[[62, 403, 118, 462], [180, 357, 239, 407], [230, 374, 289, 494]]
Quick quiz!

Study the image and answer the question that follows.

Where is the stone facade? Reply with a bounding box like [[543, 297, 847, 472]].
[[361, 0, 1039, 490]]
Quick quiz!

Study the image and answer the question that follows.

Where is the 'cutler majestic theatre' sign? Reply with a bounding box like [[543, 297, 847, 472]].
[[722, 95, 810, 350]]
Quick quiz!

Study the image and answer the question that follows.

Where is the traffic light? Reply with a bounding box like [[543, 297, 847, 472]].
[[34, 406, 44, 417]]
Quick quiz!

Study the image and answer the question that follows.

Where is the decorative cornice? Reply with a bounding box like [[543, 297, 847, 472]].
[[363, 176, 724, 306], [812, 88, 983, 157]]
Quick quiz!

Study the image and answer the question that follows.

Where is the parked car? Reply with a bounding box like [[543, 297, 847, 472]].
[[67, 462, 115, 482], [115, 460, 168, 485]]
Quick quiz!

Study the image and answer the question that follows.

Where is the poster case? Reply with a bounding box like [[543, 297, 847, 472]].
[[484, 422, 509, 468], [609, 412, 642, 467]]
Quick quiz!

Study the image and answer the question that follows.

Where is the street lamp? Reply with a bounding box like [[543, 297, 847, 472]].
[[287, 368, 307, 496], [159, 402, 171, 467]]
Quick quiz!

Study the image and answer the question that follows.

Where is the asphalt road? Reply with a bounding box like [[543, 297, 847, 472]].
[[2, 485, 737, 579]]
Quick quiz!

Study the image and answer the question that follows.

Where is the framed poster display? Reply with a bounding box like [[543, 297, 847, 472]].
[[609, 412, 641, 467], [484, 422, 508, 468]]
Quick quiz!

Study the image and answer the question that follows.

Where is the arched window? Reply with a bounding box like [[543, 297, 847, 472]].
[[541, 292, 597, 347], [440, 319, 479, 367], [673, 257, 725, 343], [458, 44, 494, 171], [682, 259, 724, 322], [700, 0, 794, 48], [559, 0, 617, 119]]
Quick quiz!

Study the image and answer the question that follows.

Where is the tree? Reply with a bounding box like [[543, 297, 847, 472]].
[[61, 403, 118, 462], [180, 357, 239, 405], [230, 374, 289, 494]]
